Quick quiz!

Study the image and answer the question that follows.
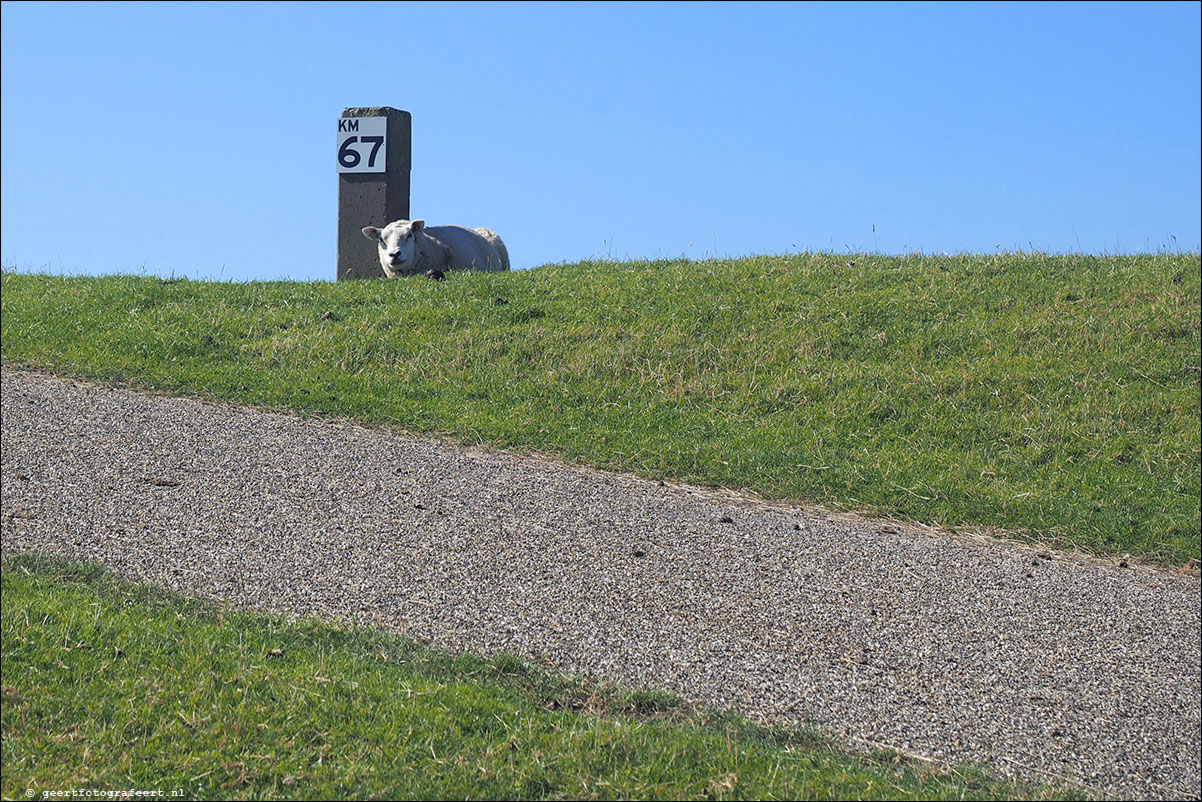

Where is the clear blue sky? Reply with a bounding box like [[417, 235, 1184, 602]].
[[2, 1, 1199, 281]]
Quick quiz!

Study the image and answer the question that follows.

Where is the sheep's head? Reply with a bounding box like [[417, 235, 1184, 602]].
[[362, 219, 425, 278]]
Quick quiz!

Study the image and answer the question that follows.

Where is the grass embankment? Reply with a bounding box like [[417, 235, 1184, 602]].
[[1, 253, 1198, 565], [0, 553, 1083, 800]]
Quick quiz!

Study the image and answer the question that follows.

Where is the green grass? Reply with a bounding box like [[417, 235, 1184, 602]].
[[1, 552, 1086, 801], [1, 253, 1198, 565]]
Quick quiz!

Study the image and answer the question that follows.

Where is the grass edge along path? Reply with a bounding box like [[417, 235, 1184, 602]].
[[1, 253, 1198, 567], [0, 552, 1089, 801]]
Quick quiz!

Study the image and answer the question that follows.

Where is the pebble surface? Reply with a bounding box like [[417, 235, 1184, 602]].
[[2, 368, 1198, 800]]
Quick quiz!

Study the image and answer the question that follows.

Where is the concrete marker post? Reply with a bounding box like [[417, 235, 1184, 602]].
[[336, 106, 411, 280]]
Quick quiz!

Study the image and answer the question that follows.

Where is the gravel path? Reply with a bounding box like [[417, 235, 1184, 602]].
[[2, 368, 1199, 799]]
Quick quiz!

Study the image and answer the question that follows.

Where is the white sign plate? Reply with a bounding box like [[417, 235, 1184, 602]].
[[337, 117, 387, 173]]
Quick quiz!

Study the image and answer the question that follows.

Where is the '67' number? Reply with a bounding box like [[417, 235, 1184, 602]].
[[339, 136, 384, 170], [337, 116, 387, 173]]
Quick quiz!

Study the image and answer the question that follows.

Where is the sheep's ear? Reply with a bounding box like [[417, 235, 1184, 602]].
[[362, 226, 381, 241], [411, 220, 425, 233]]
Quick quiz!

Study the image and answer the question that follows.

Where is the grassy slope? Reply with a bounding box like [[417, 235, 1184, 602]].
[[1, 253, 1198, 564], [1, 553, 1084, 801]]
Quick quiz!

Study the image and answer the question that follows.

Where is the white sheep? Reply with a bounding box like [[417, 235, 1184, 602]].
[[361, 219, 509, 278]]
